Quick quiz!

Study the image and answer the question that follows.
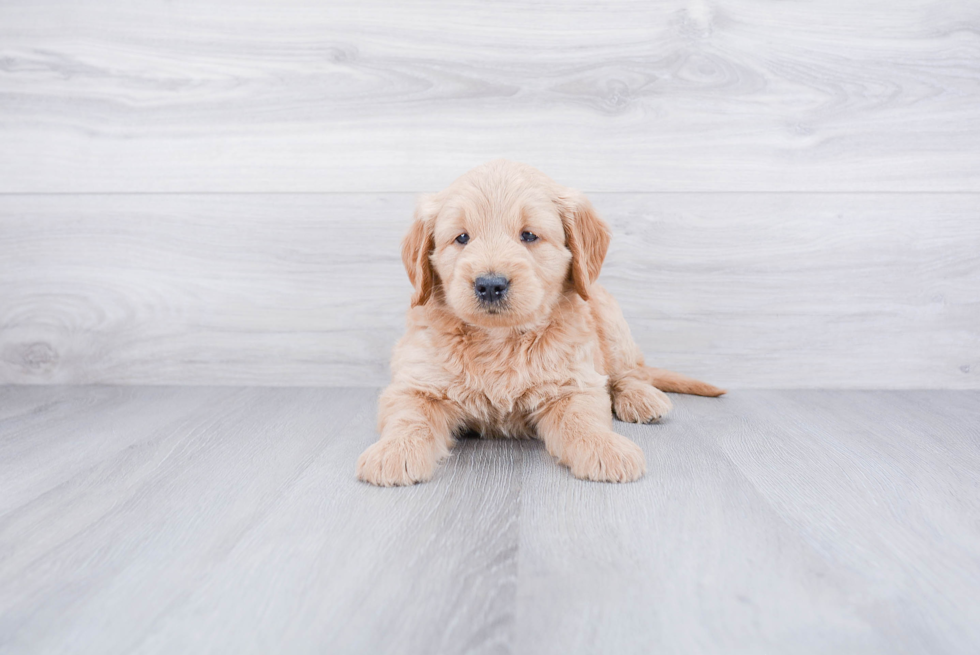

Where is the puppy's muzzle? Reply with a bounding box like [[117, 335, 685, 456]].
[[474, 273, 509, 305]]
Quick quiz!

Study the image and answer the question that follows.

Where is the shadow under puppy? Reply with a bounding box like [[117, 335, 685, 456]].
[[358, 160, 724, 486]]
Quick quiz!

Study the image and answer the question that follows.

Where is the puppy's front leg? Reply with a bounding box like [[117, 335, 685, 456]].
[[356, 387, 457, 487], [536, 387, 646, 482]]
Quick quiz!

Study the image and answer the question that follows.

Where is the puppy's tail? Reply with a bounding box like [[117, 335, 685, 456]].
[[640, 366, 726, 397]]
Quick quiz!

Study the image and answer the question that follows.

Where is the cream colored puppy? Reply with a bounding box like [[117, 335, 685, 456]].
[[357, 160, 723, 486]]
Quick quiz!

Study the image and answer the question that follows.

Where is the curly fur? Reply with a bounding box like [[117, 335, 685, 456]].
[[357, 160, 724, 486]]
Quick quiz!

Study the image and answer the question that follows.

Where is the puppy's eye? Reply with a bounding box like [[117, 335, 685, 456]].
[[521, 231, 538, 243], [455, 233, 469, 245]]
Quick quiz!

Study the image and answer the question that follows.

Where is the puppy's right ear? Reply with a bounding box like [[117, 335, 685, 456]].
[[402, 194, 439, 307]]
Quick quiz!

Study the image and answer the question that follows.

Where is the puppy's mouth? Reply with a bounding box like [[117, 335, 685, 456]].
[[465, 298, 526, 327], [478, 302, 509, 315]]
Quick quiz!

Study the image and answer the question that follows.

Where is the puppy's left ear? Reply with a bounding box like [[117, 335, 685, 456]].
[[558, 191, 611, 300], [402, 194, 439, 307]]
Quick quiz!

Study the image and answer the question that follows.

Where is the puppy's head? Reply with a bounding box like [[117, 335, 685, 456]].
[[403, 160, 610, 328]]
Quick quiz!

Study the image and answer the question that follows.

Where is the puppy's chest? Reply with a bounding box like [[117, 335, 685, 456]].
[[443, 333, 585, 413]]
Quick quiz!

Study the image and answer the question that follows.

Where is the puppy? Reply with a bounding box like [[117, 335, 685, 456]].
[[357, 160, 723, 486]]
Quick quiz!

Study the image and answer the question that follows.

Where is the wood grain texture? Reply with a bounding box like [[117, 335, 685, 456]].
[[0, 386, 525, 655], [1, 387, 978, 654], [515, 390, 980, 654], [1, 193, 977, 388], [0, 0, 978, 192]]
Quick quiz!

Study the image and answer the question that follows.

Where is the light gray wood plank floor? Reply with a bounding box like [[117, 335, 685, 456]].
[[1, 387, 978, 654]]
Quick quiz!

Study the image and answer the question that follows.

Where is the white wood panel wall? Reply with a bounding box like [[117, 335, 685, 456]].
[[1, 0, 978, 192], [1, 0, 978, 388], [1, 194, 977, 388]]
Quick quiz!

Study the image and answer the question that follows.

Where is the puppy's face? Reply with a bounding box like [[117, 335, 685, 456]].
[[430, 185, 570, 327], [403, 161, 610, 328]]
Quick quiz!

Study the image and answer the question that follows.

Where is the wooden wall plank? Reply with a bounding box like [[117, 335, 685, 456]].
[[0, 0, 978, 192], [1, 193, 976, 388]]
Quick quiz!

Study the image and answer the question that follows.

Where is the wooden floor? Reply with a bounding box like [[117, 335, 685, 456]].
[[1, 387, 978, 654]]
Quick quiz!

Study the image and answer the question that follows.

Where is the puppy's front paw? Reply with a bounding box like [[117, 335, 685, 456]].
[[613, 383, 673, 423], [560, 431, 646, 483], [356, 438, 440, 487]]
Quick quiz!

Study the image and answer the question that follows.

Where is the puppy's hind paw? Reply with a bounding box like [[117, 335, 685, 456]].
[[613, 383, 673, 424]]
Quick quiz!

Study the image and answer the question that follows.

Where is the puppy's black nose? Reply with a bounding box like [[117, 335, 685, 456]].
[[474, 274, 509, 304]]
